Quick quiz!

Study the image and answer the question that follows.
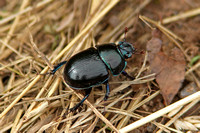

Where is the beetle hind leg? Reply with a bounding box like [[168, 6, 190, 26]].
[[68, 88, 92, 113], [122, 71, 135, 80], [50, 61, 67, 74]]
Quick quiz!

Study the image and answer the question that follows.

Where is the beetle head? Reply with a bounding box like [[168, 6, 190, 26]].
[[118, 41, 135, 59]]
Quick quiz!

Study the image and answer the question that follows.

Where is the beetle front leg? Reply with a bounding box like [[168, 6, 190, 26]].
[[104, 80, 110, 101], [69, 88, 92, 113], [122, 71, 135, 80]]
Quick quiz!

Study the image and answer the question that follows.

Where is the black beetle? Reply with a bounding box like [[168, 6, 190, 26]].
[[50, 39, 135, 112]]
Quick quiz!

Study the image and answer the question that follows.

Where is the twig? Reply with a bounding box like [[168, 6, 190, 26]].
[[119, 91, 200, 132], [162, 7, 200, 24]]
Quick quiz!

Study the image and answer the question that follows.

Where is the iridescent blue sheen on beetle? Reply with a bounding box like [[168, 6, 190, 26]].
[[50, 40, 135, 112]]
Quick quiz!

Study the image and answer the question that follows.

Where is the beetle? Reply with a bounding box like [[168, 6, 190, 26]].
[[50, 39, 136, 113]]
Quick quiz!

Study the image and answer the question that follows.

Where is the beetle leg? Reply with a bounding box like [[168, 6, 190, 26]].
[[104, 81, 110, 101], [50, 61, 67, 74], [122, 71, 135, 80], [69, 88, 92, 112]]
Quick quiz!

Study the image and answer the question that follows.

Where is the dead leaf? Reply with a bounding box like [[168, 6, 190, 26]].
[[179, 82, 199, 98], [0, 0, 6, 8], [147, 36, 186, 105]]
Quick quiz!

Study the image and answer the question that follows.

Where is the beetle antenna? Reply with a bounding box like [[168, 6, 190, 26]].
[[124, 27, 128, 42]]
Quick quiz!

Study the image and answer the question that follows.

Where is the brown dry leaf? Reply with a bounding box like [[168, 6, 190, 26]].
[[147, 36, 186, 105], [0, 0, 6, 7]]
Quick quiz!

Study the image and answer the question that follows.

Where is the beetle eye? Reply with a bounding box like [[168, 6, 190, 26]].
[[125, 52, 132, 58]]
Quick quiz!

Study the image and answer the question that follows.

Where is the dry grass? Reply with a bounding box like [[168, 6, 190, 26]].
[[0, 0, 200, 132]]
